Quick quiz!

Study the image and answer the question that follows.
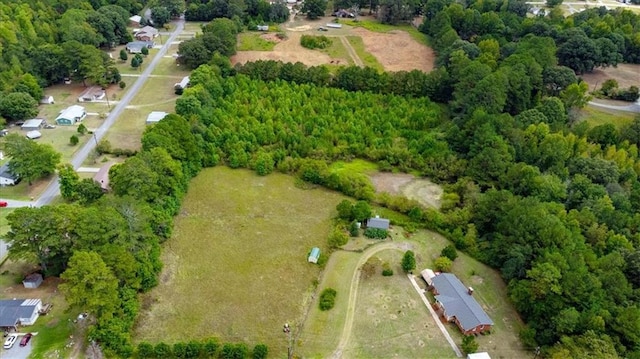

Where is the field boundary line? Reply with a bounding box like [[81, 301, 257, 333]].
[[339, 36, 364, 68]]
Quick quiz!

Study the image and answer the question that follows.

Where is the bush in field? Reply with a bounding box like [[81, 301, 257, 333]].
[[301, 35, 332, 49], [173, 342, 187, 358], [319, 288, 337, 311], [441, 244, 458, 261], [382, 262, 394, 276], [364, 228, 388, 239], [70, 135, 79, 146], [401, 250, 416, 273], [203, 338, 219, 357], [185, 340, 203, 357], [328, 227, 349, 248], [349, 220, 359, 237], [253, 344, 269, 359], [434, 256, 453, 272], [154, 342, 172, 357], [461, 335, 479, 354], [221, 343, 249, 359], [136, 342, 154, 358]]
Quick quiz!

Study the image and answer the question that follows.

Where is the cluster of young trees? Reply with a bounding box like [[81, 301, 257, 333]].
[[184, 0, 289, 24], [177, 18, 239, 69], [136, 339, 268, 359]]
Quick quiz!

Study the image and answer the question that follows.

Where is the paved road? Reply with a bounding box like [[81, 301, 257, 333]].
[[34, 19, 185, 207], [588, 100, 640, 113]]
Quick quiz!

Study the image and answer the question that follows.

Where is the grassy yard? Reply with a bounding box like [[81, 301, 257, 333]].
[[346, 36, 384, 71], [580, 105, 637, 129], [238, 32, 277, 51], [151, 56, 191, 77], [347, 250, 456, 358], [341, 19, 430, 46], [104, 77, 179, 149], [134, 167, 347, 357], [320, 37, 353, 65]]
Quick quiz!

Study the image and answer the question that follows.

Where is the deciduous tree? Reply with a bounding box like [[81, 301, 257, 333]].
[[4, 134, 61, 185], [0, 92, 38, 121]]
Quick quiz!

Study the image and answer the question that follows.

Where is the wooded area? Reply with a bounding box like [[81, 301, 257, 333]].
[[3, 0, 640, 357]]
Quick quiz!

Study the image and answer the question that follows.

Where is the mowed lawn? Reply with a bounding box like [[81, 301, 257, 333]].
[[347, 250, 456, 359], [134, 167, 346, 356]]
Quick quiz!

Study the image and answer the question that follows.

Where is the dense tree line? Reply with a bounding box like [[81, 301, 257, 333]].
[[177, 18, 239, 69], [184, 0, 289, 24]]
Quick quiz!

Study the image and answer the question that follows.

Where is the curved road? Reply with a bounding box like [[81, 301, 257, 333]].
[[34, 19, 185, 207]]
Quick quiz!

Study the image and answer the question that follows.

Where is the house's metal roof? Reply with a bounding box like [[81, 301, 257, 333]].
[[0, 299, 40, 327], [56, 105, 85, 121], [309, 247, 320, 258], [368, 217, 390, 230], [21, 119, 44, 128], [432, 273, 493, 331]]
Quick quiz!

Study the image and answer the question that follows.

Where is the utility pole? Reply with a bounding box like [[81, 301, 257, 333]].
[[283, 323, 293, 359]]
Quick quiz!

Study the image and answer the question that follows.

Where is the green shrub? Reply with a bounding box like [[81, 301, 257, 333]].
[[328, 227, 349, 248], [461, 335, 479, 354], [69, 134, 79, 146], [185, 340, 203, 358], [154, 342, 172, 357], [319, 288, 337, 311], [349, 220, 359, 237], [364, 228, 388, 239], [401, 250, 416, 273], [77, 123, 87, 134], [441, 244, 458, 261], [173, 342, 187, 358], [203, 338, 219, 356], [300, 35, 332, 49], [253, 343, 269, 359], [382, 262, 393, 276], [434, 256, 453, 272], [136, 342, 154, 358]]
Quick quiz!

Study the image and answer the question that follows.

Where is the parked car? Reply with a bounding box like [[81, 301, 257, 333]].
[[3, 334, 18, 349], [0, 201, 7, 208], [317, 27, 328, 31], [19, 333, 32, 347]]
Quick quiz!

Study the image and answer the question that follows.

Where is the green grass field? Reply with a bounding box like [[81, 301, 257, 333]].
[[319, 38, 352, 64], [238, 32, 277, 51], [134, 167, 347, 356], [105, 77, 179, 149], [346, 36, 384, 71], [580, 105, 636, 129], [341, 19, 430, 46]]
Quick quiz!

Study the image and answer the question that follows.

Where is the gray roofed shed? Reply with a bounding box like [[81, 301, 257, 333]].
[[23, 273, 43, 289], [0, 163, 18, 186], [368, 217, 390, 230], [432, 273, 493, 332]]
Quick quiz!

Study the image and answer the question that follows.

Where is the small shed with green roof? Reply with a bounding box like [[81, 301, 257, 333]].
[[308, 247, 320, 264]]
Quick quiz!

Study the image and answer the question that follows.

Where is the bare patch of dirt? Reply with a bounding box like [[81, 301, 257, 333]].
[[260, 33, 283, 43], [351, 28, 435, 73], [232, 32, 348, 67], [581, 64, 640, 92], [369, 172, 443, 209]]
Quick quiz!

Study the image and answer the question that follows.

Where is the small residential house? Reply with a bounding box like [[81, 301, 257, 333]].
[[93, 162, 115, 191], [23, 273, 43, 289], [326, 23, 343, 28], [367, 217, 390, 230], [0, 299, 42, 331], [78, 87, 106, 102], [126, 41, 155, 54], [467, 353, 492, 359], [135, 25, 159, 41], [0, 163, 18, 186], [308, 247, 321, 263], [40, 95, 54, 104], [430, 273, 494, 335], [174, 76, 190, 90], [257, 25, 269, 31], [21, 119, 44, 131], [55, 105, 86, 126], [26, 130, 42, 140], [146, 111, 168, 125], [129, 15, 142, 27], [333, 9, 355, 18]]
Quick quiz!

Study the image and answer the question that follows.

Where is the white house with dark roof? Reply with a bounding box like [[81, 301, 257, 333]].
[[126, 41, 155, 54], [0, 299, 42, 330], [0, 163, 18, 186], [430, 273, 493, 335]]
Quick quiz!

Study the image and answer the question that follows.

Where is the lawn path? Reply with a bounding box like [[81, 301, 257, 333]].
[[330, 240, 412, 359], [339, 36, 364, 68]]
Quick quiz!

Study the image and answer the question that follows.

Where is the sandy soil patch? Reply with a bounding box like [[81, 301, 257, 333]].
[[261, 33, 284, 43], [351, 28, 435, 73], [232, 32, 348, 66], [581, 63, 640, 91], [286, 25, 312, 32], [370, 172, 443, 209]]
